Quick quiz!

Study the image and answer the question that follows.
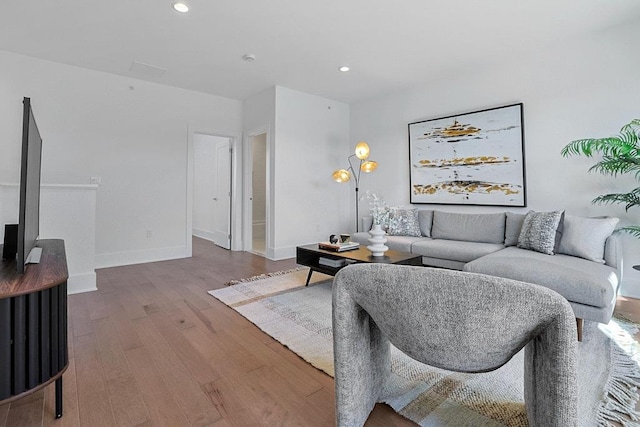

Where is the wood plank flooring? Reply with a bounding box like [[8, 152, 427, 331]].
[[0, 238, 414, 426], [2, 237, 639, 426]]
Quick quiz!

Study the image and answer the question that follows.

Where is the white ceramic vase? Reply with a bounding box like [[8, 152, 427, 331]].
[[367, 224, 388, 257]]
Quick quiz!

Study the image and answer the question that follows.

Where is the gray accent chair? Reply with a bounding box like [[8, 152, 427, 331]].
[[332, 264, 578, 427]]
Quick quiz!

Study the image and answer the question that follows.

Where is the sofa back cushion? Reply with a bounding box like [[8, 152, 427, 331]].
[[504, 212, 527, 246], [431, 211, 506, 244], [557, 215, 619, 263], [418, 210, 433, 237]]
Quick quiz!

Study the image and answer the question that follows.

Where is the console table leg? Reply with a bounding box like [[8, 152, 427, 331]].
[[55, 377, 63, 418], [305, 269, 313, 286]]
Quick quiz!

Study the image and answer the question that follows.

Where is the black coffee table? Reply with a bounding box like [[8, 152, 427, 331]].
[[296, 244, 422, 286]]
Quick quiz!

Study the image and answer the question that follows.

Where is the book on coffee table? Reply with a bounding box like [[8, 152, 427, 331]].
[[318, 241, 360, 252]]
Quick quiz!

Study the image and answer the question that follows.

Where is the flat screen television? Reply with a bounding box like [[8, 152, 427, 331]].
[[16, 97, 43, 274]]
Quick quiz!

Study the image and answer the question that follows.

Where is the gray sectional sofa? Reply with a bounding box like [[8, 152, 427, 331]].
[[351, 210, 622, 336]]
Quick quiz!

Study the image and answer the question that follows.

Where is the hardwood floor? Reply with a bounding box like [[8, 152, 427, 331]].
[[0, 237, 415, 426]]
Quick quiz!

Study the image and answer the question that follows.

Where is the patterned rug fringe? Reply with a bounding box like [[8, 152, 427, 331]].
[[224, 267, 306, 286], [597, 318, 640, 427]]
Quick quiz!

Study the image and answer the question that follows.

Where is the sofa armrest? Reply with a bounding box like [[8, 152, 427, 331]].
[[604, 232, 623, 279]]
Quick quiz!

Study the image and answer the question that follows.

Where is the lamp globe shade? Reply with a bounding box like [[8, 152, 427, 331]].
[[354, 142, 370, 160], [361, 160, 378, 173], [332, 169, 351, 183]]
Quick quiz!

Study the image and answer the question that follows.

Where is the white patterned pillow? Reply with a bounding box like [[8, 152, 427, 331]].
[[387, 207, 422, 237], [517, 211, 564, 255]]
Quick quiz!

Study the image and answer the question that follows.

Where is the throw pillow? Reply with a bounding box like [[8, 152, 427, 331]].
[[504, 212, 527, 246], [387, 207, 422, 237], [558, 215, 619, 263], [517, 211, 564, 255]]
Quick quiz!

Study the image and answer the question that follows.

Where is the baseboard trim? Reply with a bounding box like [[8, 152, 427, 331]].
[[271, 246, 296, 261], [620, 278, 640, 299], [95, 246, 188, 269], [192, 228, 215, 242], [68, 272, 97, 294]]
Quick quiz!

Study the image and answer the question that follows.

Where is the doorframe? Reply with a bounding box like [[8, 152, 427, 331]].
[[186, 126, 241, 256], [244, 126, 272, 256]]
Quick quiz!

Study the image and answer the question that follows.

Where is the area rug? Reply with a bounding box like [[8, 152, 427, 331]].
[[208, 269, 640, 426]]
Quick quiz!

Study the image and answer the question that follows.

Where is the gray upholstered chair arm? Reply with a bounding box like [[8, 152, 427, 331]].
[[524, 308, 578, 426], [332, 278, 390, 426]]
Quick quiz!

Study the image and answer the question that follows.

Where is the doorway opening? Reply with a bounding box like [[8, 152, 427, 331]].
[[192, 133, 232, 249], [249, 133, 267, 256]]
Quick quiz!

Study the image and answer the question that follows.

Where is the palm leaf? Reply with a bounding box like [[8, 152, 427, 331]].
[[592, 188, 640, 211], [561, 137, 631, 158], [619, 225, 640, 239], [588, 156, 640, 177]]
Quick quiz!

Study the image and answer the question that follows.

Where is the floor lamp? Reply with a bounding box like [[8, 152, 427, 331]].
[[332, 142, 378, 232]]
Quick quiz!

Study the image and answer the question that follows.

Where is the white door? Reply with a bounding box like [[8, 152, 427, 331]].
[[212, 139, 231, 249]]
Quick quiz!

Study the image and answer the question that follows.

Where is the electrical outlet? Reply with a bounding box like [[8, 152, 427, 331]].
[[146, 229, 152, 238]]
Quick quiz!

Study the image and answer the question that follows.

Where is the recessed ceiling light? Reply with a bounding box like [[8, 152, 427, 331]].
[[173, 2, 189, 13], [339, 66, 350, 72]]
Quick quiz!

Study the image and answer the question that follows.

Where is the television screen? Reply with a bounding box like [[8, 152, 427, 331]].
[[16, 97, 43, 274]]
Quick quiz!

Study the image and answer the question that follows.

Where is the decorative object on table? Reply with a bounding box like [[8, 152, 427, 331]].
[[318, 241, 360, 252], [339, 234, 350, 243], [561, 119, 640, 239], [409, 103, 526, 207], [329, 234, 339, 244], [367, 224, 388, 256], [318, 257, 347, 268], [365, 191, 389, 230], [332, 142, 378, 232]]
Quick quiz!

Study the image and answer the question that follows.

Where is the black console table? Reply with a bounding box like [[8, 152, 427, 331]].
[[0, 239, 69, 418]]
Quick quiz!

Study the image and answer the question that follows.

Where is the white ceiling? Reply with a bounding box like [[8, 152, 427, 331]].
[[1, 0, 639, 104]]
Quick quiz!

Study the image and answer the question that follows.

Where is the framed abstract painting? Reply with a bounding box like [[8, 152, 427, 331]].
[[408, 103, 526, 206]]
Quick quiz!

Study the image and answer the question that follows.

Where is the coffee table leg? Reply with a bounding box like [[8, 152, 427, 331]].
[[305, 269, 313, 286]]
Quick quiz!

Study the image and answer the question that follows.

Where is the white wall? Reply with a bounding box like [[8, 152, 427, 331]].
[[243, 86, 350, 259], [243, 87, 276, 256], [273, 87, 350, 258], [0, 184, 97, 294], [350, 22, 640, 296], [0, 50, 243, 269]]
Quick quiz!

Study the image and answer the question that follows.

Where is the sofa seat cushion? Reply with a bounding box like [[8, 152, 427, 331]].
[[463, 247, 618, 308], [411, 239, 504, 263], [350, 233, 426, 253], [381, 236, 428, 253]]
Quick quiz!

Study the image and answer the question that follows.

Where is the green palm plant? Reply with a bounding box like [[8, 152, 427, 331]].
[[561, 119, 640, 238]]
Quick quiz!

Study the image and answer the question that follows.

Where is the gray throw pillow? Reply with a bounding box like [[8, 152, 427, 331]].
[[517, 211, 564, 255], [504, 212, 527, 246], [387, 207, 422, 237], [558, 215, 619, 263]]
